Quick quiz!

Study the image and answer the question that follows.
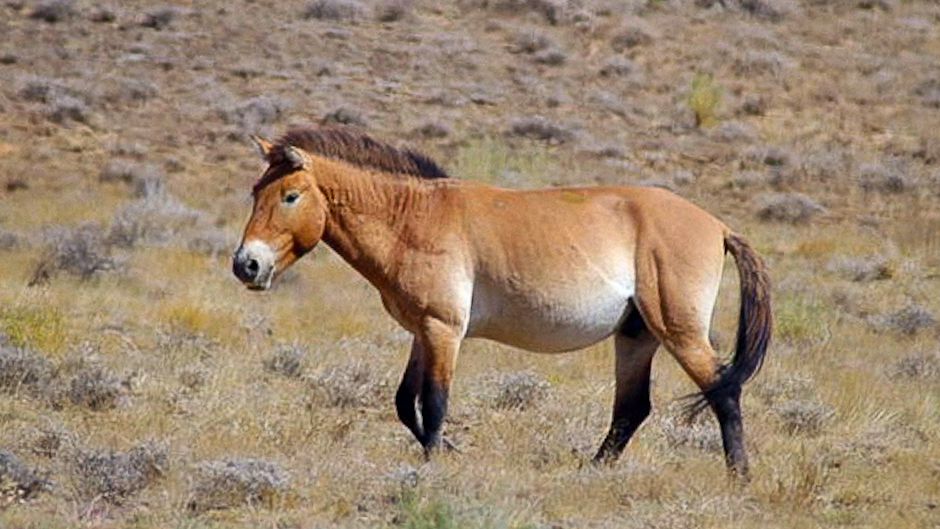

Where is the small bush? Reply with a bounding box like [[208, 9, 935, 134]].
[[321, 106, 367, 127], [610, 23, 655, 51], [188, 458, 289, 512], [220, 95, 292, 135], [140, 6, 180, 29], [108, 193, 205, 248], [755, 192, 825, 224], [913, 79, 940, 109], [0, 451, 51, 502], [773, 399, 834, 435], [688, 73, 721, 128], [659, 410, 722, 453], [0, 344, 56, 396], [509, 116, 575, 144], [533, 47, 567, 66], [870, 304, 936, 336], [732, 50, 789, 77], [826, 256, 893, 282], [67, 367, 127, 410], [71, 443, 167, 502], [512, 30, 552, 54], [45, 94, 93, 124], [30, 224, 118, 285], [890, 351, 940, 380], [599, 57, 635, 78], [374, 0, 412, 21], [29, 0, 74, 23], [99, 160, 165, 195], [264, 344, 306, 378], [18, 75, 75, 104], [306, 361, 386, 408], [304, 0, 364, 21], [710, 120, 756, 143], [857, 162, 913, 194], [29, 424, 75, 458], [413, 122, 450, 139], [491, 371, 549, 410]]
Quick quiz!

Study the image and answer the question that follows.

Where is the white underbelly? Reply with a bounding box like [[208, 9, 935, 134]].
[[466, 275, 634, 353]]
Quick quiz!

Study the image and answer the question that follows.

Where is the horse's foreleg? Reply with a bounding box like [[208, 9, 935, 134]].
[[593, 313, 659, 463], [416, 318, 462, 455], [395, 338, 426, 444]]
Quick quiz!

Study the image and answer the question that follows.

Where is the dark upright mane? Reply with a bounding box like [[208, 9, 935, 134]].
[[261, 125, 449, 189]]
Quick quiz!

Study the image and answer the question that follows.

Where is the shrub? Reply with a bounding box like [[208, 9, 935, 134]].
[[826, 256, 893, 282], [870, 304, 936, 336], [610, 23, 655, 51], [305, 360, 386, 408], [304, 0, 364, 21], [264, 343, 306, 378], [755, 192, 825, 224], [773, 399, 834, 435], [710, 120, 756, 143], [140, 6, 180, 29], [0, 344, 56, 396], [71, 443, 168, 502], [599, 57, 635, 78], [17, 75, 74, 103], [413, 122, 450, 139], [659, 409, 722, 453], [108, 192, 205, 248], [99, 160, 165, 196], [857, 162, 913, 194], [509, 116, 575, 144], [913, 79, 940, 109], [29, 0, 74, 23], [321, 106, 367, 127], [889, 351, 940, 380], [0, 451, 51, 501], [220, 95, 292, 135], [188, 458, 289, 512], [533, 47, 567, 66], [688, 73, 721, 128], [732, 50, 789, 77], [374, 0, 412, 21], [45, 94, 93, 124], [491, 371, 549, 410], [67, 367, 127, 410], [30, 224, 119, 285], [512, 30, 552, 54]]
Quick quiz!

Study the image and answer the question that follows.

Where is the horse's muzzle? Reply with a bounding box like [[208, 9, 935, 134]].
[[232, 241, 275, 290]]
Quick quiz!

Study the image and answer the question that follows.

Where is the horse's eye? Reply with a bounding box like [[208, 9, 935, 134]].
[[283, 191, 301, 205]]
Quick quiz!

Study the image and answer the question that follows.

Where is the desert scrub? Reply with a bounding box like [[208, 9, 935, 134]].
[[826, 256, 894, 282], [869, 303, 936, 336], [688, 73, 721, 128], [70, 442, 168, 503], [658, 405, 722, 453], [487, 371, 550, 411], [29, 0, 75, 22], [219, 95, 292, 136], [304, 0, 364, 21], [0, 342, 56, 396], [0, 305, 67, 354], [305, 360, 387, 408], [889, 351, 940, 381], [754, 192, 825, 224], [773, 399, 835, 435], [30, 224, 119, 285], [67, 366, 128, 410], [508, 116, 575, 144], [263, 343, 306, 378], [0, 451, 51, 503], [374, 0, 412, 22], [99, 160, 165, 198], [187, 458, 289, 512]]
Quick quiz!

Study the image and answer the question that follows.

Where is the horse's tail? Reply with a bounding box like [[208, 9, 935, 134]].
[[687, 232, 773, 417]]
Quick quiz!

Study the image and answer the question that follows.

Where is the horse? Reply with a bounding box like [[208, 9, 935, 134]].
[[232, 124, 772, 477]]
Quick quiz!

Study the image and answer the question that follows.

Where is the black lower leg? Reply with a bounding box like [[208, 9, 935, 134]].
[[419, 379, 448, 453], [707, 385, 749, 477], [395, 358, 424, 443], [593, 375, 651, 463]]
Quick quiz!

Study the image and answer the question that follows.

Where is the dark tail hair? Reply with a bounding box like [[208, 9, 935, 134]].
[[686, 233, 773, 418]]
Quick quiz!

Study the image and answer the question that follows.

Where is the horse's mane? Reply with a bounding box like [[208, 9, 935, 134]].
[[256, 125, 449, 192]]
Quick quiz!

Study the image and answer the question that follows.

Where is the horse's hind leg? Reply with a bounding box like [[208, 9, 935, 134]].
[[633, 247, 750, 476], [395, 338, 426, 444], [593, 308, 660, 463]]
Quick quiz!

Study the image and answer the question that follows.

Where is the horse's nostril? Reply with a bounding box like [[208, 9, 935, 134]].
[[246, 258, 260, 274]]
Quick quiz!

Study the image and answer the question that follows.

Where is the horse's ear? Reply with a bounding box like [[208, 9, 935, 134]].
[[250, 135, 274, 160], [283, 145, 311, 169]]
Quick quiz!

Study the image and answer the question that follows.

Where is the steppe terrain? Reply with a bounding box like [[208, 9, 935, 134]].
[[1, 0, 939, 527]]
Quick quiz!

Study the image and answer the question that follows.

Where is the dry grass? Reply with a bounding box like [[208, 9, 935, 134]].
[[2, 0, 940, 527]]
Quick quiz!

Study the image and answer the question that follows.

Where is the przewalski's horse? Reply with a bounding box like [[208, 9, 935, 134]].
[[233, 125, 772, 477]]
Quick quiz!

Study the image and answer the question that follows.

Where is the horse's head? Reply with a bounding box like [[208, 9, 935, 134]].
[[232, 136, 327, 290]]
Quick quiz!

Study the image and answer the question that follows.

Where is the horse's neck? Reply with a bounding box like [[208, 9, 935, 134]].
[[318, 164, 432, 288]]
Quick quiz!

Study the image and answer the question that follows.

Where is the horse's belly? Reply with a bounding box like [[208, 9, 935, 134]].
[[466, 280, 633, 352]]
